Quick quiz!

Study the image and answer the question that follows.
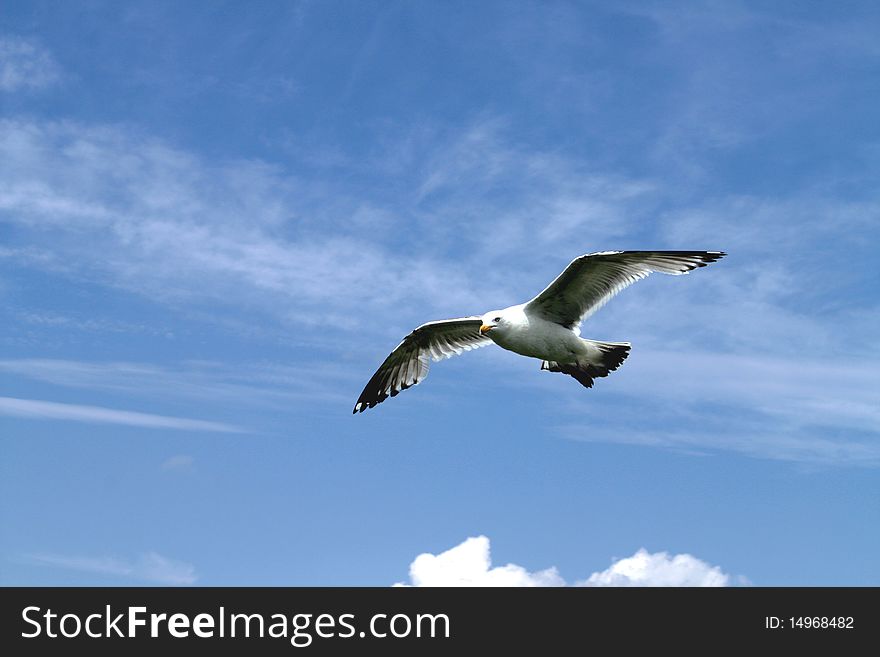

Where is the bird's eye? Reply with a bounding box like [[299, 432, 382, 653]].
[[493, 317, 501, 323]]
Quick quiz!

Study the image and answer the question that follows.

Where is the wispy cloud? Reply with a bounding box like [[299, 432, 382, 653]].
[[1, 45, 876, 468], [0, 116, 662, 335], [615, 1, 880, 182], [0, 36, 61, 92], [0, 358, 352, 408], [395, 536, 738, 587], [10, 310, 174, 338], [24, 551, 196, 585], [3, 112, 877, 466], [0, 119, 492, 331], [553, 347, 880, 466], [0, 396, 243, 433]]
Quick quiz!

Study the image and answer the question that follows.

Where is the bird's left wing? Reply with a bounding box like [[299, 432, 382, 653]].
[[353, 317, 491, 413], [524, 251, 726, 329]]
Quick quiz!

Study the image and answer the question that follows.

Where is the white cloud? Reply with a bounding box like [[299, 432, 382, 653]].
[[396, 536, 736, 587], [0, 119, 491, 330], [0, 36, 60, 91], [0, 396, 242, 433], [25, 551, 196, 585], [0, 358, 353, 409], [579, 548, 731, 587], [556, 348, 880, 466], [407, 118, 657, 259], [11, 310, 172, 337], [396, 536, 564, 587], [2, 112, 877, 466], [0, 117, 662, 335]]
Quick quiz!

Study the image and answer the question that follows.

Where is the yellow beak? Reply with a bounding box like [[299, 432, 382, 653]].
[[480, 324, 493, 334]]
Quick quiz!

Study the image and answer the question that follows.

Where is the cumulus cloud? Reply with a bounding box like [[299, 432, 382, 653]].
[[396, 536, 564, 587], [579, 548, 731, 587], [0, 36, 60, 91], [396, 536, 736, 587]]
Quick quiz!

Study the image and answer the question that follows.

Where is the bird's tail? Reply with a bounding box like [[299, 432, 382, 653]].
[[540, 341, 631, 389]]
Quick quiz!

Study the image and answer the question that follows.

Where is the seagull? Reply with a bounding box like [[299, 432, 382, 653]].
[[353, 250, 725, 413]]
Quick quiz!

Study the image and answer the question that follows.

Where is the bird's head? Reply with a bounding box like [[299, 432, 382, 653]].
[[479, 310, 506, 336]]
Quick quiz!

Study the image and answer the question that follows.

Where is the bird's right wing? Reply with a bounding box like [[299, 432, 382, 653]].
[[353, 317, 491, 413], [524, 251, 726, 329]]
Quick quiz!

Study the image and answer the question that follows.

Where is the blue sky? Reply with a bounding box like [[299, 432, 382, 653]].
[[1, 1, 878, 587]]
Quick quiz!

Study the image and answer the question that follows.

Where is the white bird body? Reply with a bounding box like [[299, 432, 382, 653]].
[[483, 304, 591, 363], [354, 250, 725, 413]]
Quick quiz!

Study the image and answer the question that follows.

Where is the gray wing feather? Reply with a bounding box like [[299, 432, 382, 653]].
[[353, 317, 491, 413], [524, 251, 725, 329]]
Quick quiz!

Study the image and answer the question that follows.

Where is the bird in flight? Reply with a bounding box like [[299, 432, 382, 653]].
[[353, 250, 725, 413]]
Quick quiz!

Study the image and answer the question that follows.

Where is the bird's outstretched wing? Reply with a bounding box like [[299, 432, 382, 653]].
[[525, 251, 726, 329], [353, 317, 491, 413]]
